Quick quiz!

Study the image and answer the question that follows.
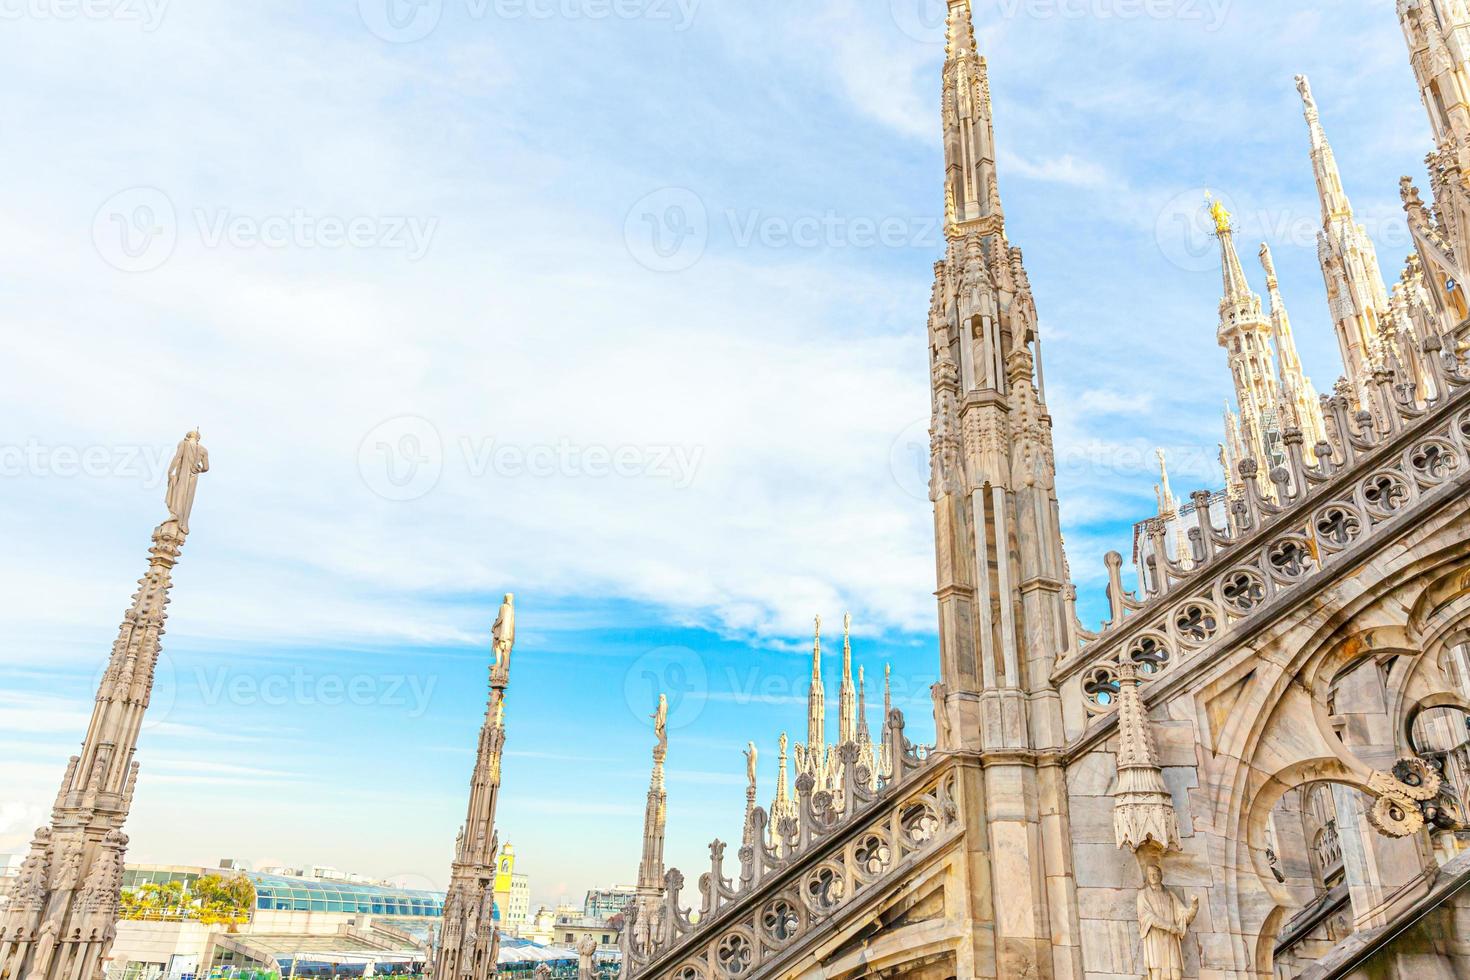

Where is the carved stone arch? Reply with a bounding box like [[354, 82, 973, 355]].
[[1403, 689, 1470, 752], [1407, 561, 1470, 637], [1240, 757, 1380, 977]]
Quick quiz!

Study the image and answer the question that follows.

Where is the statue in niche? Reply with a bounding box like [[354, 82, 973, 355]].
[[931, 681, 951, 750], [1137, 862, 1198, 980]]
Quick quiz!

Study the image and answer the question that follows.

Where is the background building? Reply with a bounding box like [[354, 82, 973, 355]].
[[490, 843, 530, 934], [111, 864, 445, 979], [581, 887, 635, 922]]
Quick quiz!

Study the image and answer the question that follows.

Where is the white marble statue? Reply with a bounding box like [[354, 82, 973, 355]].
[[577, 934, 598, 979], [653, 694, 668, 753], [1137, 864, 1198, 980], [164, 430, 209, 533], [491, 593, 515, 673]]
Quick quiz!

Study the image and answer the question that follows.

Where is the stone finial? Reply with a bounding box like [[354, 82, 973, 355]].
[[1112, 661, 1181, 854]]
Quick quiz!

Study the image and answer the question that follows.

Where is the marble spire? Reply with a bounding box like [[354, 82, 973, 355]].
[[770, 732, 797, 844], [434, 594, 517, 980], [837, 612, 857, 746], [1260, 242, 1329, 451], [799, 616, 826, 781], [741, 742, 758, 847], [1211, 196, 1283, 494], [0, 431, 208, 980], [1295, 74, 1391, 407], [1154, 448, 1177, 519], [635, 694, 670, 928], [943, 0, 1002, 229]]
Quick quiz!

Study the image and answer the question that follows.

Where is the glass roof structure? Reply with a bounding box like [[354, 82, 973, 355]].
[[248, 873, 444, 918]]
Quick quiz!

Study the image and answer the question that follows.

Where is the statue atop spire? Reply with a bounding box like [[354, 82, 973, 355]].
[[1209, 191, 1284, 495], [1259, 242, 1329, 452], [164, 429, 209, 533], [434, 594, 519, 980], [1207, 194, 1231, 235], [491, 593, 515, 678], [1295, 74, 1353, 222], [0, 431, 207, 980], [1292, 74, 1390, 411], [1154, 449, 1177, 519], [636, 693, 670, 932]]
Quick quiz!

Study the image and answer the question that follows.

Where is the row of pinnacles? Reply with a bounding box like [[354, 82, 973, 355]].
[[618, 616, 944, 977], [1065, 0, 1470, 852], [1140, 36, 1470, 598], [617, 1, 1470, 977]]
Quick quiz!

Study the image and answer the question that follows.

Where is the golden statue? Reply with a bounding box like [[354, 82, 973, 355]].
[[1206, 193, 1232, 235]]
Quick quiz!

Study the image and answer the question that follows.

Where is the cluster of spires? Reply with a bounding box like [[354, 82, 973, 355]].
[[626, 613, 914, 950], [1141, 71, 1459, 583], [786, 614, 883, 817]]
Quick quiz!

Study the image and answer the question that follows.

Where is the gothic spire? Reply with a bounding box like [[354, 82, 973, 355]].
[[741, 742, 758, 847], [1210, 197, 1283, 490], [770, 732, 796, 839], [434, 593, 516, 980], [837, 612, 857, 745], [0, 431, 207, 980], [1260, 242, 1329, 449], [1296, 74, 1353, 223], [1210, 196, 1257, 315], [635, 694, 670, 924], [1293, 74, 1390, 409], [943, 0, 1002, 233], [1154, 448, 1177, 519], [806, 615, 825, 759]]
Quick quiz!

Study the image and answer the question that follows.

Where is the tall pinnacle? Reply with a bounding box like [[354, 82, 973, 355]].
[[0, 431, 207, 980], [635, 694, 670, 923], [1293, 74, 1390, 408], [1154, 449, 1177, 519], [434, 594, 516, 980], [1210, 196, 1283, 489], [837, 612, 857, 745], [1296, 74, 1353, 223], [943, 0, 1002, 231], [770, 732, 796, 840], [1260, 242, 1328, 449], [806, 615, 825, 758], [1210, 196, 1256, 314]]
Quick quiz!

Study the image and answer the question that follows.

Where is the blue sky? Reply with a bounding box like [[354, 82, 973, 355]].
[[0, 0, 1433, 906]]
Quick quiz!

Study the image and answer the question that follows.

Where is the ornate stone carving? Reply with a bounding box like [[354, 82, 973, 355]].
[[1112, 662, 1180, 854]]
